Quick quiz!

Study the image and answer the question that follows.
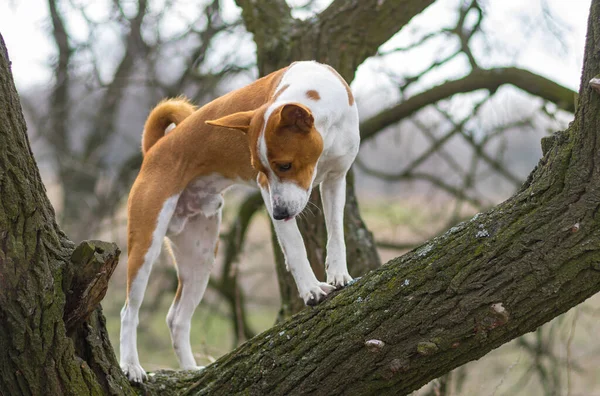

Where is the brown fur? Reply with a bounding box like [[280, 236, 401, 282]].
[[127, 68, 288, 294], [142, 97, 196, 154], [208, 101, 323, 191], [325, 65, 354, 106], [262, 104, 323, 190], [306, 90, 320, 101]]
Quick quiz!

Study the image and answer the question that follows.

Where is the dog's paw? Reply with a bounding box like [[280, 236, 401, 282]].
[[327, 270, 353, 289], [121, 362, 147, 383], [302, 282, 336, 306]]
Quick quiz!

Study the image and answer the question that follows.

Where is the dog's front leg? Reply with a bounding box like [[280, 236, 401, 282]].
[[261, 188, 335, 305], [321, 174, 353, 287]]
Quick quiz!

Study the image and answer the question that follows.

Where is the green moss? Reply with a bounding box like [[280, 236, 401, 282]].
[[417, 342, 439, 356]]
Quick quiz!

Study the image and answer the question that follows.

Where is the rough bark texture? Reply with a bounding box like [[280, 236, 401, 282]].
[[2, 0, 600, 395], [63, 241, 120, 333], [237, 0, 437, 81], [134, 2, 600, 394], [0, 34, 135, 396]]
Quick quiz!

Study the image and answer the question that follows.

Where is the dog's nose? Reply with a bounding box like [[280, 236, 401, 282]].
[[273, 206, 290, 220]]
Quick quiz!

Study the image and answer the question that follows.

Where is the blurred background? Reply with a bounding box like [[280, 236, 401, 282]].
[[1, 0, 599, 394]]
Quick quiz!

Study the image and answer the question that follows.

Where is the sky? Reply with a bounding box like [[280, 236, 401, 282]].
[[0, 0, 591, 93]]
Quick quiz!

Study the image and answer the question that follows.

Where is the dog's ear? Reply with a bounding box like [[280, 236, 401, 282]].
[[206, 110, 254, 133], [279, 103, 314, 133]]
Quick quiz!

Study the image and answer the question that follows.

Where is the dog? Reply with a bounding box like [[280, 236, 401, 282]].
[[119, 61, 360, 382]]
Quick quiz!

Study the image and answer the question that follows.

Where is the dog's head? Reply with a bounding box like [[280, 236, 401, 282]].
[[207, 103, 323, 220]]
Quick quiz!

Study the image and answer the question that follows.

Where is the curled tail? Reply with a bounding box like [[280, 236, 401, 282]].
[[142, 97, 196, 155]]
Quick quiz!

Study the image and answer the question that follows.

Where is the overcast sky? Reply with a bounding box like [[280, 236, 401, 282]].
[[0, 0, 591, 94]]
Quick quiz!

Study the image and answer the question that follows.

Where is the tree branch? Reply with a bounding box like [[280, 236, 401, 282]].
[[309, 0, 438, 80], [84, 0, 149, 161], [47, 0, 71, 152], [235, 0, 437, 81], [360, 67, 577, 142], [139, 172, 600, 394], [133, 3, 600, 392], [356, 157, 486, 209], [234, 0, 293, 76]]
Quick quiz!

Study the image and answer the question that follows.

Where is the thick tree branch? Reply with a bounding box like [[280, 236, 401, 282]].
[[134, 3, 600, 394], [235, 0, 437, 81], [0, 33, 135, 395], [308, 0, 437, 80], [234, 0, 293, 76], [360, 67, 577, 142]]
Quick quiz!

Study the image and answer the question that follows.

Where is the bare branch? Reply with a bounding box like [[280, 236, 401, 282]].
[[47, 0, 72, 151], [234, 0, 292, 75], [83, 0, 149, 161], [376, 240, 420, 251], [360, 67, 577, 142], [433, 105, 523, 187], [356, 157, 486, 209]]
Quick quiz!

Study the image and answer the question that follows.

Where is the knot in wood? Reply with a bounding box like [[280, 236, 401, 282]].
[[365, 339, 385, 352], [589, 76, 600, 93]]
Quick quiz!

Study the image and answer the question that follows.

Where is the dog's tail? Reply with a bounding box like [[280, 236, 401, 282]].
[[142, 96, 196, 155]]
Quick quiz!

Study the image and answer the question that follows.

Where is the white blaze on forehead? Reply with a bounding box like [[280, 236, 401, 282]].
[[258, 101, 312, 217], [258, 105, 277, 175]]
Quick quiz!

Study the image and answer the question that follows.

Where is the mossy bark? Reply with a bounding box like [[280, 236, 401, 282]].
[[0, 34, 135, 396], [3, 0, 600, 395]]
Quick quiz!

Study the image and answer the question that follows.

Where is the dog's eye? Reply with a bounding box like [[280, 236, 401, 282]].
[[278, 163, 292, 172]]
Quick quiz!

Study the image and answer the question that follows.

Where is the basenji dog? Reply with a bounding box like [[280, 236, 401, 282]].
[[119, 61, 360, 382]]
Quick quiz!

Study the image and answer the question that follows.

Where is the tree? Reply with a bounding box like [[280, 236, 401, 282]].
[[1, 1, 598, 396], [234, 0, 578, 318], [20, 0, 579, 330], [0, 34, 132, 394]]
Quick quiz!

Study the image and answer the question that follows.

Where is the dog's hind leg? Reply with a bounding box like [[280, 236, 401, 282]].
[[166, 211, 220, 369], [120, 185, 180, 382]]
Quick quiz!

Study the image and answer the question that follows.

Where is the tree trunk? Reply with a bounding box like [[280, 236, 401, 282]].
[[0, 34, 135, 396], [134, 1, 600, 394]]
